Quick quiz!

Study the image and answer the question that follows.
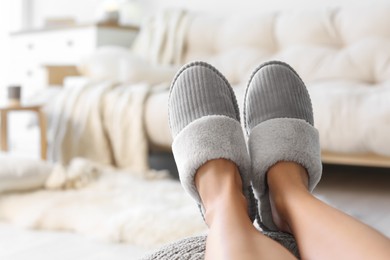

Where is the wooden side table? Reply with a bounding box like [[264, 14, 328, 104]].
[[0, 105, 47, 160]]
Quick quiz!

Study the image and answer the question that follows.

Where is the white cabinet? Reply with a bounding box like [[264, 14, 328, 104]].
[[9, 24, 139, 97]]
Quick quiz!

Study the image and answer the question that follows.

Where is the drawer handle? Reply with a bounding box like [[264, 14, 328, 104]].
[[26, 70, 33, 77], [27, 43, 34, 50]]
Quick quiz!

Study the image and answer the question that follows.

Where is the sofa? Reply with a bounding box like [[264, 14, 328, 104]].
[[65, 4, 390, 168], [4, 6, 389, 258]]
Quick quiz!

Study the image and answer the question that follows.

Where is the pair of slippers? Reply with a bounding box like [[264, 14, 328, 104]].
[[168, 61, 322, 231]]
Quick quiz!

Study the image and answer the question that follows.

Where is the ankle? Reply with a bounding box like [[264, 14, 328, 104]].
[[195, 159, 243, 205], [195, 159, 247, 225], [203, 190, 248, 226], [267, 162, 309, 194], [266, 162, 310, 232]]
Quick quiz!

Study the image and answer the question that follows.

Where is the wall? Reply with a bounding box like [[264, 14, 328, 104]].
[[0, 1, 23, 96], [29, 0, 390, 28], [32, 0, 100, 27]]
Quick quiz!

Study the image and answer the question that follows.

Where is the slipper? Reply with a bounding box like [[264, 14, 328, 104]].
[[169, 61, 257, 222], [244, 61, 322, 231]]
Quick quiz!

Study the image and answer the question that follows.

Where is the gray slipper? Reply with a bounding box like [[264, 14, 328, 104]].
[[169, 61, 257, 222], [244, 61, 322, 231]]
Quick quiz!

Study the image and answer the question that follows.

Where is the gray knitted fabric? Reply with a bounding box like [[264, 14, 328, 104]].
[[141, 231, 299, 260], [244, 61, 314, 132], [244, 61, 322, 231], [169, 61, 257, 222], [169, 61, 239, 138]]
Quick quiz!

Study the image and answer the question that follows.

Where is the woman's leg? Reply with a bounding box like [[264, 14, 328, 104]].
[[268, 161, 390, 260], [195, 159, 296, 260]]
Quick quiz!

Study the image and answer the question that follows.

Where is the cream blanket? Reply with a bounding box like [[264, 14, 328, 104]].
[[0, 158, 206, 248], [48, 80, 163, 172], [132, 9, 191, 66], [49, 9, 190, 171]]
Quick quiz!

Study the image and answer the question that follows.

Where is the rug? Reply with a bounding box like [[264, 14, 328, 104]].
[[0, 167, 207, 249]]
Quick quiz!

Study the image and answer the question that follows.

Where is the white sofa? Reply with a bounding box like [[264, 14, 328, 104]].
[[73, 5, 390, 168]]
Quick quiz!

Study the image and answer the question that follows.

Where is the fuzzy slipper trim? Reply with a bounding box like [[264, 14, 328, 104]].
[[249, 117, 322, 230]]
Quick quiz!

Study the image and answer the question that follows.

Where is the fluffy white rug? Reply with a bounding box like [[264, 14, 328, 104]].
[[0, 168, 207, 249]]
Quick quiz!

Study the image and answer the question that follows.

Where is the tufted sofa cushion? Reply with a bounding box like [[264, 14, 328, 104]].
[[144, 5, 390, 157], [183, 6, 390, 86], [143, 5, 384, 157]]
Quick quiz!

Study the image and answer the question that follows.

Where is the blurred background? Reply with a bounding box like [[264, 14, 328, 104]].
[[1, 0, 390, 92], [0, 1, 389, 259]]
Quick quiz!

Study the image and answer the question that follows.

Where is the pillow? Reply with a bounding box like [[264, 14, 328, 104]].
[[120, 58, 178, 85], [0, 153, 53, 193], [77, 46, 135, 81], [78, 46, 178, 85]]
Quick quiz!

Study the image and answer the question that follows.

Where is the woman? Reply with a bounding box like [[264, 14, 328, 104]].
[[168, 60, 390, 259]]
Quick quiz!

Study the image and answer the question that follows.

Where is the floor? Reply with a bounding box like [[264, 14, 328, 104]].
[[0, 162, 389, 260], [0, 223, 148, 260], [314, 164, 390, 237]]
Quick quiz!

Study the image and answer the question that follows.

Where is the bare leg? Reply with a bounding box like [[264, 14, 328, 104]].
[[195, 159, 296, 260], [268, 161, 390, 260]]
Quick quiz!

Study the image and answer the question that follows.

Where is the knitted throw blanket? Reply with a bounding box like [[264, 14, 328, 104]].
[[142, 231, 299, 259]]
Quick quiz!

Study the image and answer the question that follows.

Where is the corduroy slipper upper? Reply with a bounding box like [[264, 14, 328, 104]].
[[244, 60, 322, 231], [169, 61, 257, 222]]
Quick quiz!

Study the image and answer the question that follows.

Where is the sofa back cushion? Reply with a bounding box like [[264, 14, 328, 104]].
[[183, 5, 390, 85]]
